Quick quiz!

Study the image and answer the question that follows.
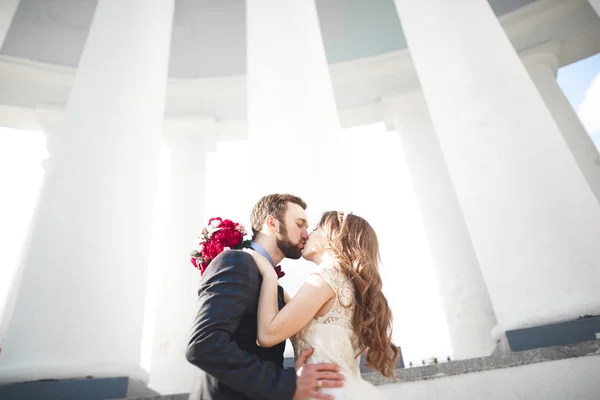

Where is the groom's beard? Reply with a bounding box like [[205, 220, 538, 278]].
[[276, 223, 304, 259]]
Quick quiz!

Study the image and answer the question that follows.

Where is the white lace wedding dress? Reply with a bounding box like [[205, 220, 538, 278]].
[[291, 262, 383, 399]]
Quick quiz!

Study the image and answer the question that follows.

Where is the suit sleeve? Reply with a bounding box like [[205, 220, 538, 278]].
[[185, 251, 296, 400]]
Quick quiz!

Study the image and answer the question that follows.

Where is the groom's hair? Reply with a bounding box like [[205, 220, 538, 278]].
[[250, 193, 307, 237]]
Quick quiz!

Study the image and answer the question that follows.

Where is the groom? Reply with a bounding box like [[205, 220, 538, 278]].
[[186, 194, 344, 400]]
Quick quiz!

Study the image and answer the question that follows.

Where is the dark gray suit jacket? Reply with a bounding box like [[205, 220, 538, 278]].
[[186, 250, 296, 399]]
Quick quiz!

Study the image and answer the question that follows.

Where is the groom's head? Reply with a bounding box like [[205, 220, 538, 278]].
[[250, 194, 309, 259]]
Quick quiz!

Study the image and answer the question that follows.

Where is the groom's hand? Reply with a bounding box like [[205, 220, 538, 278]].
[[293, 348, 344, 400]]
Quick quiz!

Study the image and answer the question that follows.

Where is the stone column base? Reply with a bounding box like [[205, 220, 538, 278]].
[[0, 377, 158, 400], [503, 315, 600, 352]]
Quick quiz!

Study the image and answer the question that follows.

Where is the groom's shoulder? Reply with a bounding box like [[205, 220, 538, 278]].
[[205, 250, 259, 278], [213, 249, 254, 265], [198, 250, 261, 299]]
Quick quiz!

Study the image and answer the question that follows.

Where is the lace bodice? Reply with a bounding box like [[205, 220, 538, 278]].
[[313, 262, 355, 327], [291, 261, 362, 377]]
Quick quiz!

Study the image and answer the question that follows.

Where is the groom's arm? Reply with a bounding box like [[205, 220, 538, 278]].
[[185, 251, 296, 400]]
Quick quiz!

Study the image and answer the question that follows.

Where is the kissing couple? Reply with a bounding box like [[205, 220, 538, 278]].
[[186, 193, 399, 400]]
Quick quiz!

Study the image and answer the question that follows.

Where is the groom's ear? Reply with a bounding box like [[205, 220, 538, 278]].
[[265, 215, 278, 233]]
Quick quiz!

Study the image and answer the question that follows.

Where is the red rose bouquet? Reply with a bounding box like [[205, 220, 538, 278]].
[[190, 217, 252, 275]]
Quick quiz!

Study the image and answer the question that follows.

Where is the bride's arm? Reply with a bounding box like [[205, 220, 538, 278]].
[[258, 273, 334, 347], [245, 250, 334, 348]]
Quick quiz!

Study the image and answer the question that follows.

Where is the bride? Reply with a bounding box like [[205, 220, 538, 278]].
[[245, 210, 399, 399]]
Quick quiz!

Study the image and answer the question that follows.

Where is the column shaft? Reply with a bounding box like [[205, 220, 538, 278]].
[[384, 92, 497, 359], [0, 0, 174, 384], [146, 121, 217, 394], [393, 0, 600, 333], [246, 0, 343, 214]]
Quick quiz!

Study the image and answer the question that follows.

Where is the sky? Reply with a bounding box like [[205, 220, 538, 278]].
[[0, 53, 599, 366], [557, 52, 600, 148]]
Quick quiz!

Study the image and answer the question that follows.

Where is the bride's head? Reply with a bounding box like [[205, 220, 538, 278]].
[[303, 211, 400, 378], [302, 211, 377, 265]]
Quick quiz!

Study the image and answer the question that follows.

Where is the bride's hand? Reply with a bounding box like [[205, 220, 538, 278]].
[[243, 248, 277, 280]]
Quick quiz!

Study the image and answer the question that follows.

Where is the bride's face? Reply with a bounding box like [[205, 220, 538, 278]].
[[302, 226, 326, 263]]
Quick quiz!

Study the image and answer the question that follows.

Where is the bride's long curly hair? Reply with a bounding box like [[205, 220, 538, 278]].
[[318, 211, 399, 378]]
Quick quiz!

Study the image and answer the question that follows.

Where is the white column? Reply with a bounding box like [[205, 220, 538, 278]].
[[522, 44, 600, 204], [393, 0, 600, 335], [589, 0, 600, 17], [0, 0, 174, 384], [0, 0, 19, 49], [145, 120, 217, 394], [246, 0, 344, 214], [383, 92, 497, 359]]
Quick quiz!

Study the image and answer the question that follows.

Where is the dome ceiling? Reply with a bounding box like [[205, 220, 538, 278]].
[[1, 0, 537, 78]]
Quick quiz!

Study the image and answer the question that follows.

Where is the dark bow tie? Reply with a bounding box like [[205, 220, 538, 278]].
[[274, 265, 285, 279]]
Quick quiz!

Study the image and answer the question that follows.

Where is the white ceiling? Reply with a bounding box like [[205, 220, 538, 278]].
[[2, 0, 537, 78]]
